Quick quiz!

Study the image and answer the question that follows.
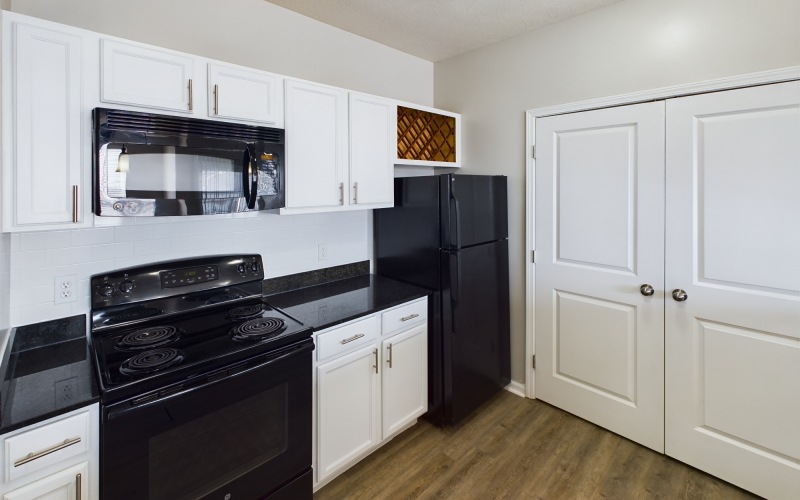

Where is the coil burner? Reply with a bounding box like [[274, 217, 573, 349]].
[[119, 348, 185, 375], [227, 304, 266, 321], [115, 326, 180, 351], [230, 317, 287, 341]]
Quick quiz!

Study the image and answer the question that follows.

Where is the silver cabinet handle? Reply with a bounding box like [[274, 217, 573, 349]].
[[14, 436, 81, 467], [188, 79, 193, 110], [214, 84, 219, 115], [400, 313, 419, 322], [387, 343, 393, 368], [353, 182, 358, 204], [72, 185, 78, 223], [672, 289, 688, 302], [640, 284, 654, 296], [76, 472, 82, 500], [373, 348, 378, 374], [340, 333, 364, 345], [339, 183, 344, 205]]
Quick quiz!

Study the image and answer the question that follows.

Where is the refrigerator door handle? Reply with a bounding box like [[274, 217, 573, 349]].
[[449, 191, 460, 249], [449, 251, 461, 305]]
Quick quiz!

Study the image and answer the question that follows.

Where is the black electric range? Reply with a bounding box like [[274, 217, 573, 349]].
[[89, 254, 313, 500]]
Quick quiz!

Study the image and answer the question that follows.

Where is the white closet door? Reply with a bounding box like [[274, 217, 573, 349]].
[[665, 81, 800, 500], [535, 101, 666, 451]]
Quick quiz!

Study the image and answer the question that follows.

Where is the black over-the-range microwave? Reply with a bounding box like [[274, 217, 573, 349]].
[[93, 108, 285, 216]]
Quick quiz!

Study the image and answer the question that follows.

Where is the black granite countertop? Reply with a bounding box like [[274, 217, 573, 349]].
[[0, 315, 99, 434], [265, 274, 430, 331]]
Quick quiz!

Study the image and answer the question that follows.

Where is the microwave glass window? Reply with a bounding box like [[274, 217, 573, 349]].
[[100, 144, 244, 200]]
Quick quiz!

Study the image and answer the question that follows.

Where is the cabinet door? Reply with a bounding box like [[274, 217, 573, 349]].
[[3, 461, 88, 500], [4, 22, 83, 228], [382, 324, 427, 437], [665, 81, 800, 500], [284, 80, 348, 210], [316, 345, 380, 482], [101, 39, 194, 113], [207, 63, 283, 126], [349, 93, 395, 208], [535, 101, 666, 452]]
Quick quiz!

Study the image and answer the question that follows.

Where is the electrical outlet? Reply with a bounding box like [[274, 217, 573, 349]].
[[318, 244, 328, 261], [54, 274, 78, 304], [318, 305, 329, 324], [55, 377, 77, 408]]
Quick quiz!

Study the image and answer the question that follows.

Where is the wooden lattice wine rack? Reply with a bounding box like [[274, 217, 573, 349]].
[[397, 106, 457, 163]]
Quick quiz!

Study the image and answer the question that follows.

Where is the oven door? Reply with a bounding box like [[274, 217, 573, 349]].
[[101, 340, 313, 500]]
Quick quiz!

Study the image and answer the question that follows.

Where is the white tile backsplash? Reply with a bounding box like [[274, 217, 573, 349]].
[[6, 211, 370, 326]]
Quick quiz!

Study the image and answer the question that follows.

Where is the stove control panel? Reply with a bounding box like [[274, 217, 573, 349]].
[[161, 265, 218, 288], [90, 254, 265, 308]]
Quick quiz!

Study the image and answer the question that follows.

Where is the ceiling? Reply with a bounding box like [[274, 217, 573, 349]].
[[263, 0, 623, 61]]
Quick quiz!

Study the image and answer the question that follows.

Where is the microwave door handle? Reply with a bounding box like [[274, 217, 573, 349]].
[[242, 146, 258, 209], [248, 161, 258, 210]]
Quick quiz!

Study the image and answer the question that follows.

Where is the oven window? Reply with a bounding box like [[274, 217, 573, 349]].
[[148, 384, 288, 500]]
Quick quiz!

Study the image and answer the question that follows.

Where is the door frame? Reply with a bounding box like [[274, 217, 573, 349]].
[[523, 65, 800, 399]]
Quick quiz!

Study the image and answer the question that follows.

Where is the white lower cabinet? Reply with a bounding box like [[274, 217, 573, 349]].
[[381, 324, 427, 438], [3, 462, 87, 500], [316, 344, 381, 481], [0, 405, 98, 500], [314, 298, 428, 489]]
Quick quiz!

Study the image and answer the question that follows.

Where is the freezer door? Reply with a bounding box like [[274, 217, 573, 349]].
[[441, 174, 508, 250], [441, 239, 510, 424], [375, 176, 442, 290]]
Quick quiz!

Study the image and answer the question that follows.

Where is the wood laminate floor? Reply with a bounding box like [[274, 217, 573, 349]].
[[315, 391, 759, 500]]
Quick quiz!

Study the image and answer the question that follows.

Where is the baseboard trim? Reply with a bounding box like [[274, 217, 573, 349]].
[[504, 380, 526, 398]]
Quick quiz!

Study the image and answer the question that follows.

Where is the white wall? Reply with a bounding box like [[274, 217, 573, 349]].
[[2, 0, 435, 327], [433, 0, 800, 383], [8, 212, 366, 325], [7, 0, 433, 105]]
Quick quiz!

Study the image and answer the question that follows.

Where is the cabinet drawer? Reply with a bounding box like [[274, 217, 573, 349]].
[[317, 315, 380, 361], [5, 411, 90, 482], [381, 299, 427, 335]]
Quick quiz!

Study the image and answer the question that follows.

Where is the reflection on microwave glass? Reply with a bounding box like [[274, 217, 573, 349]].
[[101, 145, 243, 199]]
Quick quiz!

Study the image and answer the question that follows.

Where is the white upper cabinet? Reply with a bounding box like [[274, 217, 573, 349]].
[[2, 15, 94, 231], [349, 92, 395, 209], [101, 39, 195, 113], [283, 79, 349, 211], [207, 63, 284, 127], [282, 83, 395, 214]]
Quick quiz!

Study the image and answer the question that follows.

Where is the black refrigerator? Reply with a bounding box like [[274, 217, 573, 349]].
[[374, 174, 510, 426]]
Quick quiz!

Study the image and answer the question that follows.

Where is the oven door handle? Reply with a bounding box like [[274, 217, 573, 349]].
[[107, 340, 314, 420]]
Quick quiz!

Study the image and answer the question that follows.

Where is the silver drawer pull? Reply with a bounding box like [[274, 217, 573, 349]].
[[400, 313, 419, 322], [340, 333, 365, 345], [14, 436, 81, 467]]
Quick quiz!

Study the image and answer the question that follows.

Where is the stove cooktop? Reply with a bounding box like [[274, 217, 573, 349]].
[[91, 298, 311, 403]]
